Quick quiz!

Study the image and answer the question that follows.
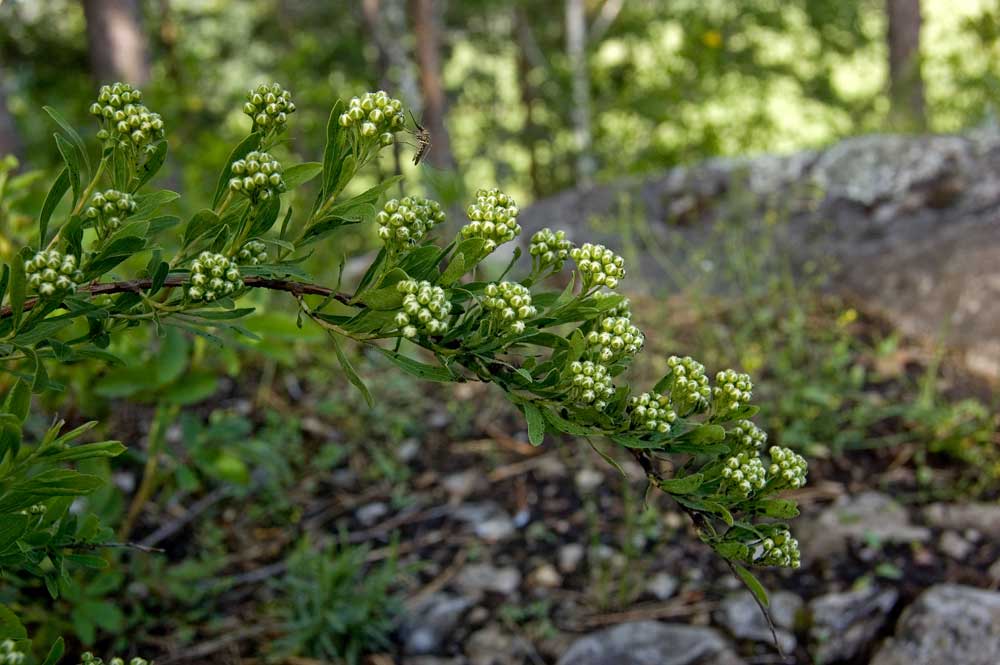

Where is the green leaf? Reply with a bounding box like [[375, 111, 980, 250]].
[[12, 469, 104, 496], [328, 176, 403, 218], [0, 264, 8, 308], [375, 348, 455, 382], [321, 100, 346, 200], [39, 168, 70, 248], [523, 403, 546, 446], [541, 408, 593, 436], [0, 604, 26, 640], [40, 637, 65, 665], [43, 440, 126, 462], [86, 236, 147, 276], [438, 252, 466, 286], [161, 371, 218, 406], [682, 424, 726, 445], [329, 331, 374, 407], [358, 285, 404, 310], [150, 260, 169, 295], [213, 132, 262, 208], [246, 194, 281, 238], [282, 162, 323, 190], [758, 498, 800, 519], [299, 216, 361, 247], [44, 105, 91, 175], [53, 133, 81, 206], [659, 472, 704, 494], [0, 514, 29, 552], [182, 209, 221, 248], [734, 564, 769, 608], [132, 190, 180, 220], [134, 140, 168, 191]]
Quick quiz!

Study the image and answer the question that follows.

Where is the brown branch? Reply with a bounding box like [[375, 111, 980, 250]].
[[0, 275, 353, 319]]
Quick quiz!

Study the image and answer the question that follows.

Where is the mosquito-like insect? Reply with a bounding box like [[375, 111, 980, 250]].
[[410, 111, 432, 165]]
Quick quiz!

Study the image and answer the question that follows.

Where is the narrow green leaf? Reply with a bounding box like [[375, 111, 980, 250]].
[[523, 403, 546, 446], [375, 348, 455, 382], [758, 498, 800, 519], [40, 637, 65, 665], [9, 248, 27, 330], [321, 100, 346, 200], [734, 564, 769, 608], [329, 331, 374, 407], [134, 140, 168, 191], [182, 209, 221, 248], [39, 168, 70, 248], [0, 604, 26, 640], [659, 472, 704, 494], [53, 133, 81, 206], [43, 105, 91, 175], [282, 162, 323, 190], [438, 252, 466, 286]]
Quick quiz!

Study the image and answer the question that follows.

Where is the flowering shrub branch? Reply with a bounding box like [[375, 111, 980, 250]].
[[0, 80, 808, 655]]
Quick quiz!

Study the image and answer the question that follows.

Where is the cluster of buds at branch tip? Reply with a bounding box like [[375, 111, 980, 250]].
[[90, 82, 164, 150], [84, 189, 137, 238], [722, 451, 767, 497], [237, 240, 268, 266], [483, 281, 537, 335], [0, 640, 24, 665], [727, 419, 767, 453], [564, 360, 615, 410], [661, 355, 711, 415], [571, 243, 625, 290], [627, 391, 677, 433], [768, 446, 808, 489], [586, 313, 644, 364], [395, 279, 451, 338], [79, 654, 149, 665], [713, 369, 753, 417], [530, 227, 573, 273], [187, 252, 243, 302], [756, 528, 801, 568], [377, 196, 445, 254], [25, 250, 84, 298], [460, 188, 520, 254], [229, 151, 285, 202], [244, 82, 296, 133], [339, 91, 405, 146]]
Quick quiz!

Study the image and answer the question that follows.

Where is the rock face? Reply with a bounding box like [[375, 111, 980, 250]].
[[809, 586, 899, 663], [795, 491, 930, 563], [716, 590, 802, 653], [519, 130, 1000, 383], [557, 621, 744, 665], [871, 584, 1000, 665]]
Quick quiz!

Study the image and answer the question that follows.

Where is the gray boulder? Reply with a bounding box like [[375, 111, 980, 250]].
[[871, 584, 1000, 665], [808, 586, 898, 663], [557, 621, 744, 665]]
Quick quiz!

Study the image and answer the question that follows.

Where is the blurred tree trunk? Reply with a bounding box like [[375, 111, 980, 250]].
[[566, 0, 595, 185], [408, 0, 455, 170], [514, 8, 541, 197], [0, 69, 21, 161], [886, 0, 926, 131], [81, 0, 150, 85]]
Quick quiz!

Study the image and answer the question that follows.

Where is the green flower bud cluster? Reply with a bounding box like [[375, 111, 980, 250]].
[[768, 446, 808, 489], [25, 250, 84, 298], [755, 529, 801, 568], [460, 188, 521, 254], [377, 196, 445, 253], [237, 240, 268, 266], [713, 369, 753, 416], [244, 82, 296, 132], [395, 279, 452, 338], [627, 391, 677, 433], [570, 243, 625, 290], [187, 252, 243, 302], [79, 653, 149, 665], [89, 82, 164, 149], [483, 281, 537, 335], [17, 503, 46, 516], [529, 228, 573, 272], [660, 355, 711, 415], [0, 639, 24, 665], [84, 189, 137, 237], [586, 314, 644, 364], [565, 360, 615, 410], [228, 151, 285, 201], [727, 419, 767, 453], [338, 91, 405, 146], [721, 451, 766, 497]]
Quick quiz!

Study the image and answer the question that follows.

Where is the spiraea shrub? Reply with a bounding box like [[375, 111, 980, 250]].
[[0, 80, 807, 657]]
